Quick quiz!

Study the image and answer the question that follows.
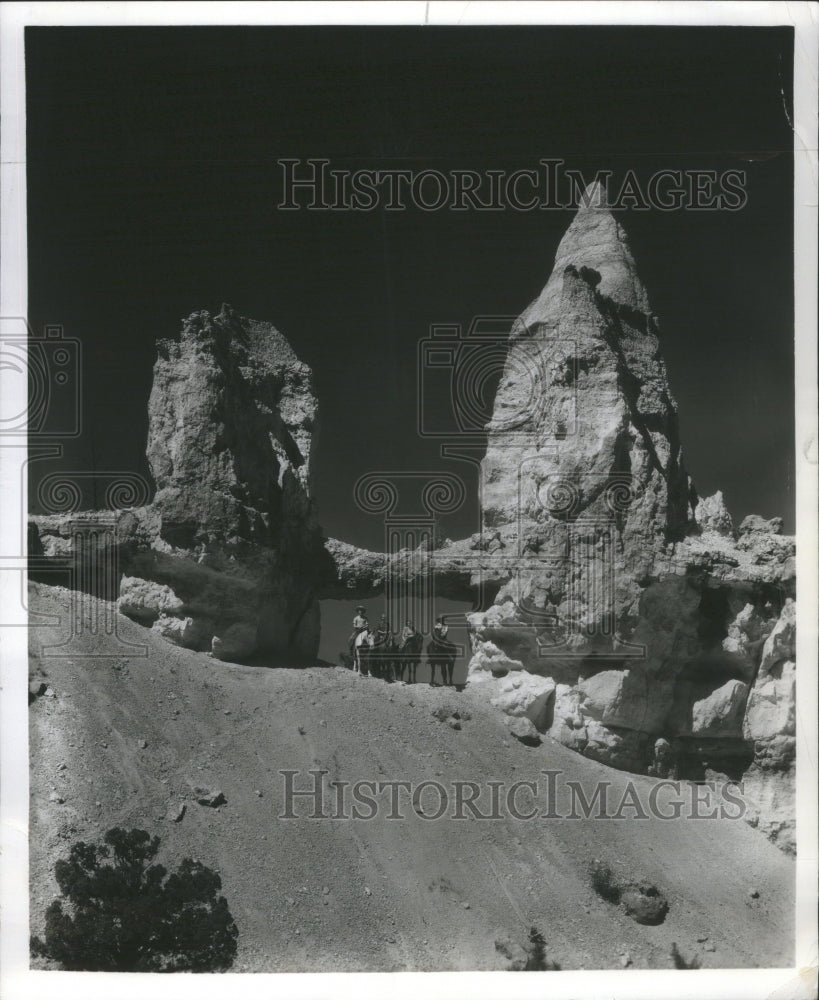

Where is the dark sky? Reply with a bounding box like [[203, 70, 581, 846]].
[[26, 25, 795, 548]]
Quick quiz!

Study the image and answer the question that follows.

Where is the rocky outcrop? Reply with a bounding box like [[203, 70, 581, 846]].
[[740, 600, 796, 852], [320, 535, 488, 603], [27, 190, 796, 852], [31, 305, 325, 661], [462, 186, 795, 849]]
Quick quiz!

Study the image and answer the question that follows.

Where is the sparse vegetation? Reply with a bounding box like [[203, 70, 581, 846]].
[[670, 942, 701, 970], [30, 827, 238, 972], [589, 860, 621, 904], [525, 925, 561, 971]]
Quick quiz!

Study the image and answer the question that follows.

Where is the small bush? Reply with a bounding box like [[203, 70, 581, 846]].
[[525, 925, 560, 970], [589, 860, 621, 904], [670, 942, 701, 970], [30, 827, 238, 972]]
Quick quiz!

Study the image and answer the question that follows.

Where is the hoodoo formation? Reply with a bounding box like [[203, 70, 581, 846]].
[[30, 190, 796, 851]]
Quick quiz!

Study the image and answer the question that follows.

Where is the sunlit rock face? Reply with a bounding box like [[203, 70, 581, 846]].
[[465, 187, 795, 850], [32, 305, 326, 662], [139, 304, 325, 660]]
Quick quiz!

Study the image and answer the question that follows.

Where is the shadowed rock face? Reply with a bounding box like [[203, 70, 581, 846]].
[[147, 304, 317, 549], [142, 305, 324, 658], [33, 305, 326, 661], [461, 188, 795, 851]]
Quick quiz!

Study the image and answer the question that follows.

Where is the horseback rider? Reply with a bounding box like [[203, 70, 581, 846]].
[[349, 605, 369, 654], [400, 619, 419, 650], [432, 614, 449, 644], [374, 613, 391, 646]]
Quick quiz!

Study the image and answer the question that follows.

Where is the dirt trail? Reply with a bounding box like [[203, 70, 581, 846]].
[[28, 583, 793, 972]]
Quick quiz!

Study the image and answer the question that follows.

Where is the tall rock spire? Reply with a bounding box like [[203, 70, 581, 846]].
[[522, 181, 651, 324], [468, 191, 795, 848], [480, 189, 694, 598]]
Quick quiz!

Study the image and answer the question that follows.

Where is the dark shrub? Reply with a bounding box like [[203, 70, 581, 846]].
[[524, 925, 561, 971], [589, 860, 621, 904], [30, 827, 238, 972]]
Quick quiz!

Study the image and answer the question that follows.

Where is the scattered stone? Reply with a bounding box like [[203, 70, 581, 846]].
[[56, 762, 66, 771], [255, 789, 263, 797], [619, 951, 632, 968], [704, 942, 716, 952], [286, 897, 295, 906], [620, 883, 669, 925], [48, 791, 64, 804], [447, 718, 462, 731], [43, 687, 56, 699], [137, 739, 148, 749], [749, 887, 760, 899], [696, 936, 709, 943], [364, 887, 372, 897], [462, 902, 471, 910], [319, 720, 327, 728], [322, 886, 330, 895], [507, 716, 541, 747], [169, 802, 186, 823], [194, 787, 226, 808]]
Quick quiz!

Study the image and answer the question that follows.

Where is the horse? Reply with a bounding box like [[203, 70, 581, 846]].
[[368, 631, 397, 681], [427, 636, 457, 687], [394, 632, 424, 684], [353, 629, 374, 675]]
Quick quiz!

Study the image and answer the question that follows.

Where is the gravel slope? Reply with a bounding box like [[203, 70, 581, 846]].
[[28, 583, 794, 972]]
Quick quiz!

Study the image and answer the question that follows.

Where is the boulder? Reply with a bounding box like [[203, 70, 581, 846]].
[[151, 614, 214, 650], [507, 716, 541, 746], [466, 641, 525, 680], [194, 787, 226, 808], [620, 883, 669, 925], [690, 679, 749, 736], [118, 575, 183, 623], [490, 673, 556, 730]]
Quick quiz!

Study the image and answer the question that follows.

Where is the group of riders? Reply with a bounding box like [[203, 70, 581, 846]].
[[347, 606, 458, 685]]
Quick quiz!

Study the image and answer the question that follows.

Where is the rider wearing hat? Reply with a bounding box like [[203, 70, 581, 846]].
[[374, 613, 391, 646], [400, 619, 419, 649], [349, 606, 369, 654], [432, 614, 449, 643]]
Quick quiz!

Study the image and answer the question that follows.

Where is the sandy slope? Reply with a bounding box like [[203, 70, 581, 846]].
[[28, 583, 793, 972]]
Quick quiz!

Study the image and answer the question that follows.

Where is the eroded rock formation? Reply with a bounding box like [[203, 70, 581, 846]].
[[32, 304, 326, 661], [462, 186, 795, 850], [28, 190, 796, 851]]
